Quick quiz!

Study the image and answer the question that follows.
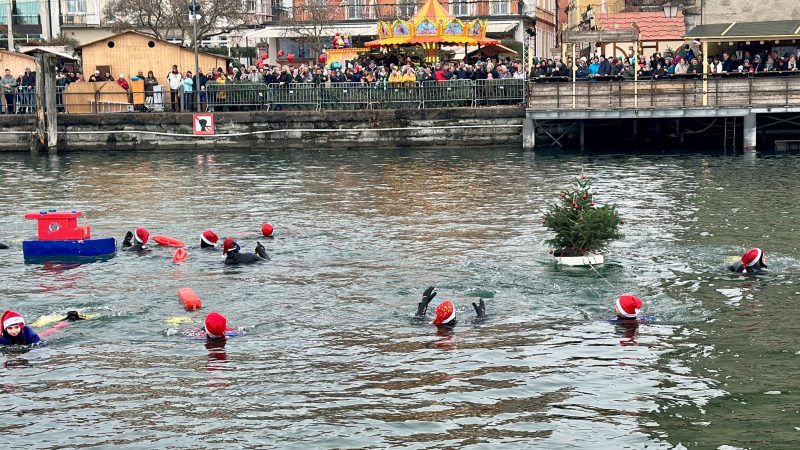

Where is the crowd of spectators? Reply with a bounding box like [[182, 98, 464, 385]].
[[529, 47, 799, 82], [3, 46, 798, 113]]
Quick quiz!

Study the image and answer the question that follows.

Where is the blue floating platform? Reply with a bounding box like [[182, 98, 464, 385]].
[[23, 237, 117, 262]]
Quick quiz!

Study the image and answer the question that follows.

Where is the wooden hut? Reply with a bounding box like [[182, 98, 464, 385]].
[[0, 50, 37, 78], [77, 31, 229, 83]]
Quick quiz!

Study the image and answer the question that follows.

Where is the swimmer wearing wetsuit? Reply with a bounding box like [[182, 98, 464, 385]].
[[122, 227, 150, 252], [222, 238, 269, 265], [0, 242, 8, 249], [728, 247, 767, 274], [415, 286, 486, 327], [200, 230, 219, 249]]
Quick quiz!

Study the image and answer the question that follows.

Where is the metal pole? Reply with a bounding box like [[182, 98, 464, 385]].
[[7, 0, 14, 52], [193, 1, 200, 112]]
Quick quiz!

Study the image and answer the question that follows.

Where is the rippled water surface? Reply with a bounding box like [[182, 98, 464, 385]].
[[1, 149, 799, 449]]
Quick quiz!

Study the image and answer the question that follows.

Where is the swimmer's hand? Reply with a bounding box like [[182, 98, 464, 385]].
[[416, 286, 437, 317], [255, 241, 270, 260], [122, 231, 133, 247], [473, 299, 486, 319]]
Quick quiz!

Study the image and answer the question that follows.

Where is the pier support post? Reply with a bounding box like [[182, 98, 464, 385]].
[[523, 118, 535, 150], [743, 112, 757, 152], [44, 55, 57, 154], [579, 121, 585, 150]]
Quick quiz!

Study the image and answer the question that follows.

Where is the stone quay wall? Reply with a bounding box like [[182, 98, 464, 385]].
[[0, 107, 524, 152]]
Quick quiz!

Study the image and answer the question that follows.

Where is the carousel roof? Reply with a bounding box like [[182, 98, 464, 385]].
[[365, 0, 499, 48]]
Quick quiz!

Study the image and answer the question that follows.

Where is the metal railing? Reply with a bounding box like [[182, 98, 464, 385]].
[[203, 79, 524, 111], [7, 79, 524, 114], [527, 72, 800, 111]]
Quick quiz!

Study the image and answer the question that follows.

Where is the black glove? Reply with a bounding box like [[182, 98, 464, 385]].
[[255, 241, 270, 260], [122, 231, 133, 247], [472, 299, 486, 319], [416, 286, 437, 317]]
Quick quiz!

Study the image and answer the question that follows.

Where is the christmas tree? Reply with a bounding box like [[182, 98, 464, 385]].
[[542, 176, 623, 256]]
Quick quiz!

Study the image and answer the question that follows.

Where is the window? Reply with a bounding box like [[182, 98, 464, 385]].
[[12, 0, 41, 25], [348, 0, 364, 19], [66, 0, 87, 14], [246, 0, 256, 12], [451, 0, 469, 16], [397, 0, 415, 18], [492, 0, 509, 15]]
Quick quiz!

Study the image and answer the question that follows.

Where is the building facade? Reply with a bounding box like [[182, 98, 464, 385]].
[[682, 0, 800, 29]]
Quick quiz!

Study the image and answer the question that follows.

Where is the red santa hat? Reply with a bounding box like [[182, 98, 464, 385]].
[[741, 248, 765, 272], [2, 310, 25, 330], [433, 300, 456, 325], [204, 311, 227, 338], [261, 223, 274, 237], [201, 229, 219, 246], [134, 227, 150, 244], [222, 238, 240, 255], [616, 295, 643, 319]]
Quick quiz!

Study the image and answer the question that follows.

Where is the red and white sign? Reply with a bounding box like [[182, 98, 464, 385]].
[[193, 113, 215, 135]]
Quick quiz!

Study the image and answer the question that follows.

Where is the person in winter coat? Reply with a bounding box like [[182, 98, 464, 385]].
[[0, 310, 41, 346], [167, 65, 183, 111], [1, 68, 17, 114]]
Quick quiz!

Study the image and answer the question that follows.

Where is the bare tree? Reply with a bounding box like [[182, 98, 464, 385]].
[[279, 0, 348, 58], [105, 0, 250, 46]]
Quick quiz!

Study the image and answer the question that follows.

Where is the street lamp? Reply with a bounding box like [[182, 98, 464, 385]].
[[189, 0, 201, 112], [662, 1, 679, 19]]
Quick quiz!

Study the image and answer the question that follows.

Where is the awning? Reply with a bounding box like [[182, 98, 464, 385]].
[[685, 20, 800, 41], [487, 22, 518, 34]]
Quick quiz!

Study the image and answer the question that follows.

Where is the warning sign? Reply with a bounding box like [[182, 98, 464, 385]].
[[193, 113, 215, 135]]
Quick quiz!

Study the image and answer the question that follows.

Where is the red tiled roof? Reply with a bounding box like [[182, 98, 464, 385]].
[[597, 11, 685, 41]]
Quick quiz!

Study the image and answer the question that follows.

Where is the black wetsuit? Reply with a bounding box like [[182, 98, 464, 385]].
[[224, 244, 269, 265], [728, 261, 766, 273], [200, 240, 216, 249], [121, 232, 148, 252], [0, 242, 8, 249]]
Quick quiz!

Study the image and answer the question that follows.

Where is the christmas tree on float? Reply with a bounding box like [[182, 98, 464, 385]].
[[542, 175, 623, 261]]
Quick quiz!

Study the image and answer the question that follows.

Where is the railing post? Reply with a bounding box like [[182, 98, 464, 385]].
[[787, 77, 791, 106], [747, 75, 752, 105]]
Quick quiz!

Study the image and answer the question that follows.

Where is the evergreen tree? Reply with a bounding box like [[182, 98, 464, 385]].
[[542, 176, 623, 255]]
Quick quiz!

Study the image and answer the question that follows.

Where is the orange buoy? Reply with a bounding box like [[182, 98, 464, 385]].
[[173, 248, 188, 263], [177, 287, 202, 310], [153, 235, 187, 247]]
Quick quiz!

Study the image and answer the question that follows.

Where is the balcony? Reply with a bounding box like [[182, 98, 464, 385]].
[[60, 14, 87, 26]]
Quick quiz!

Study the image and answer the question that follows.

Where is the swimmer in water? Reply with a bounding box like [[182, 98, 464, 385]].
[[122, 227, 150, 252], [0, 310, 41, 346], [415, 286, 486, 327], [0, 242, 8, 249], [222, 238, 269, 265], [728, 247, 767, 274], [200, 229, 219, 249], [204, 311, 237, 341]]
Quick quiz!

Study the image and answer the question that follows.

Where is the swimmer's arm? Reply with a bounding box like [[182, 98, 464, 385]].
[[472, 299, 487, 319], [416, 286, 437, 317]]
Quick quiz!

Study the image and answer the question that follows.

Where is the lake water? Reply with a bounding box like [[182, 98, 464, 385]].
[[0, 149, 798, 448]]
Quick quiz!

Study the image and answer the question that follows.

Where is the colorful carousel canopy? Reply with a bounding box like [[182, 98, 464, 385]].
[[364, 0, 499, 48]]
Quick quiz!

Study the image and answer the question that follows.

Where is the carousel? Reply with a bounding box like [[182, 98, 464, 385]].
[[364, 0, 499, 63]]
